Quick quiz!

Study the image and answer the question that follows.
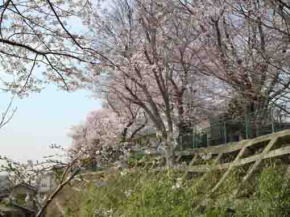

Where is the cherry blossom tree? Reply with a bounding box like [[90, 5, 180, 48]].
[[8, 0, 290, 169], [104, 89, 149, 142], [83, 0, 223, 166], [69, 109, 127, 168], [0, 0, 108, 96], [178, 0, 290, 117]]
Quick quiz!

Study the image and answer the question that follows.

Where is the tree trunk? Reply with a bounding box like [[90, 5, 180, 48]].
[[164, 133, 175, 168]]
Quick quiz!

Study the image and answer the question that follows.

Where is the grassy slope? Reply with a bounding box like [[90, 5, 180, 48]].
[[45, 158, 290, 217]]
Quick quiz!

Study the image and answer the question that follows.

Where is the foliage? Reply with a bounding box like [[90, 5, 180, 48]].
[[61, 163, 290, 217]]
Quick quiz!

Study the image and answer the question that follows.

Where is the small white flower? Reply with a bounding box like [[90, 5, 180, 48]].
[[124, 189, 133, 197], [120, 170, 127, 176], [172, 177, 183, 190]]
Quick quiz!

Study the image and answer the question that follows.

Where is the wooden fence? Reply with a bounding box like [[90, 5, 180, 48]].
[[150, 129, 290, 199], [73, 129, 290, 211]]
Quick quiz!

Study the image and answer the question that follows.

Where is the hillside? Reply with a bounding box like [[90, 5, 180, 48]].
[[46, 130, 290, 217]]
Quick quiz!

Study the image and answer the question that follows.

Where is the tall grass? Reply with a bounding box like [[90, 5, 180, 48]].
[[64, 164, 290, 217]]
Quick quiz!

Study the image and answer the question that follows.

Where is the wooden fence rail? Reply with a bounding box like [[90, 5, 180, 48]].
[[151, 129, 290, 199]]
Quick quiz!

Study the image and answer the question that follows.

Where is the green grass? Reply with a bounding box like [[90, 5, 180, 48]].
[[59, 163, 290, 217]]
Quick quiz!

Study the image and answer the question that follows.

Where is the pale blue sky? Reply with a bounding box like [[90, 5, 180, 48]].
[[0, 85, 101, 162], [0, 3, 106, 163]]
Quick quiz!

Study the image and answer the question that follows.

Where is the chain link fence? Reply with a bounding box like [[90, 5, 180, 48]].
[[178, 106, 290, 150]]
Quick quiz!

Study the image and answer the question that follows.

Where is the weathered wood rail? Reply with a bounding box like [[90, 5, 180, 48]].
[[174, 129, 290, 172], [156, 129, 290, 209], [77, 130, 290, 187], [168, 130, 290, 199], [151, 130, 290, 198], [74, 130, 290, 200]]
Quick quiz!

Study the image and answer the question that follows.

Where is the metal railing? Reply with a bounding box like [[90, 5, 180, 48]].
[[178, 107, 290, 150]]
